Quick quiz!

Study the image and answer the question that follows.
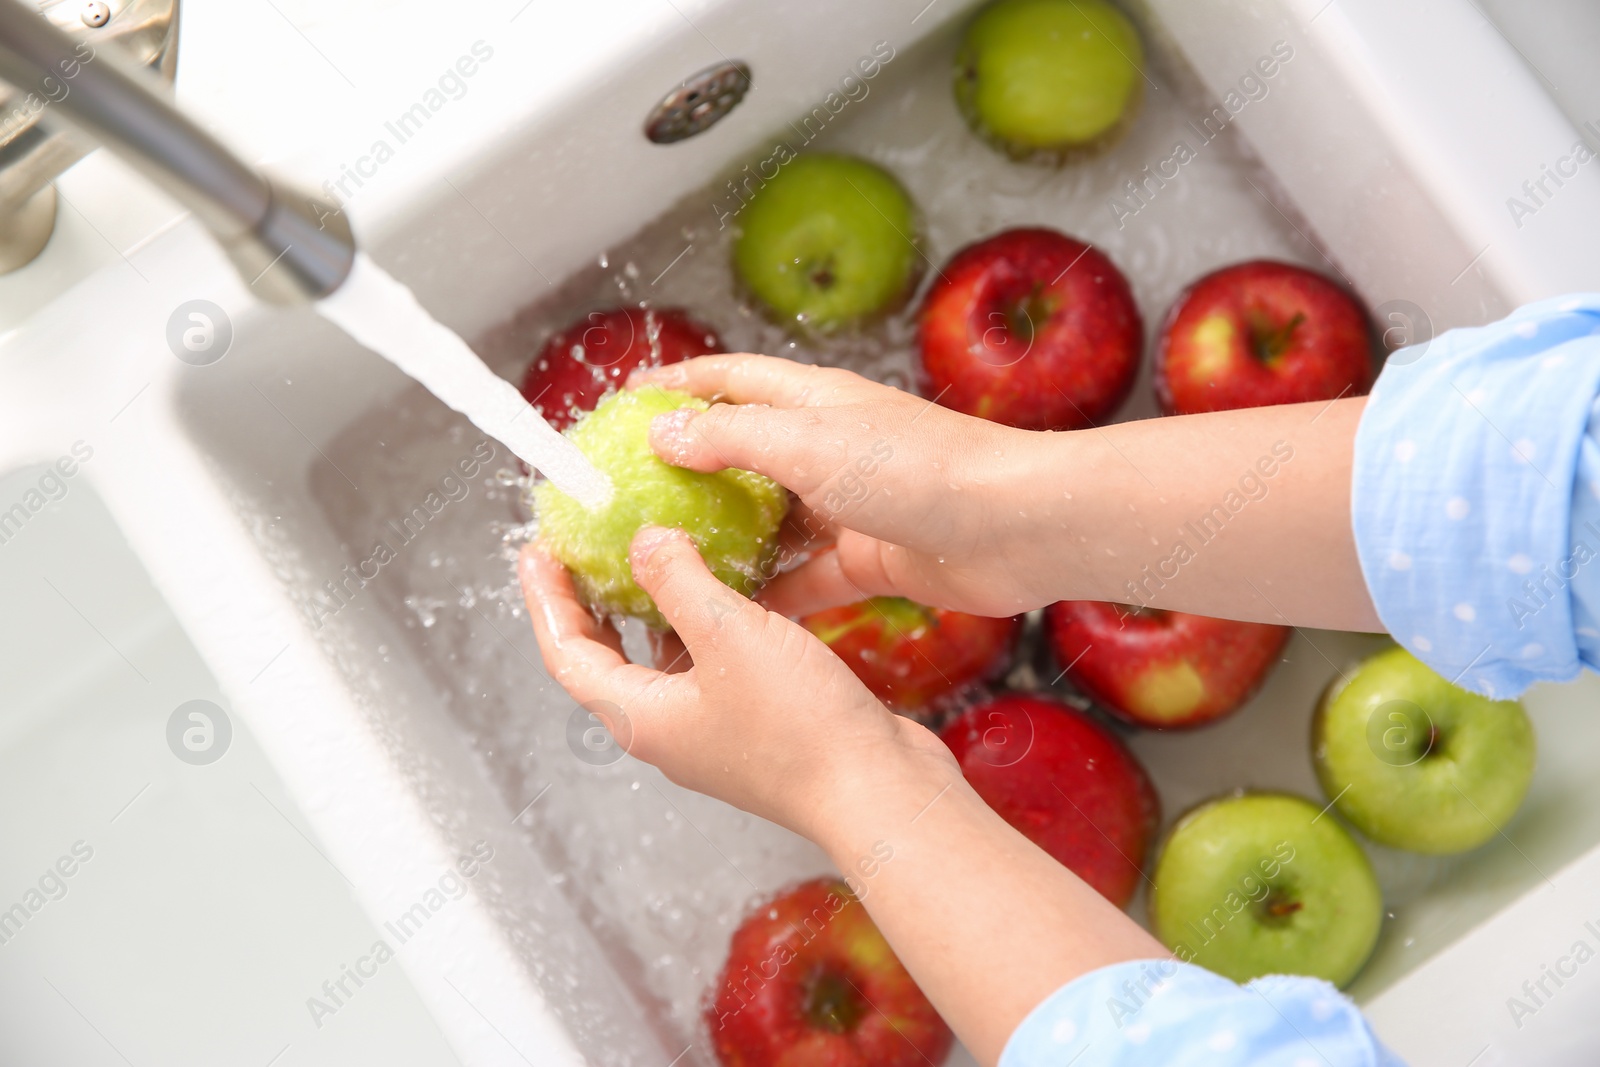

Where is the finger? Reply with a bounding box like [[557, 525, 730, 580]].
[[646, 401, 790, 476], [835, 533, 1039, 615], [634, 353, 865, 407], [647, 629, 692, 674], [761, 530, 1008, 618], [649, 403, 851, 499], [628, 526, 765, 652], [757, 539, 896, 618], [832, 531, 965, 610], [518, 543, 661, 704], [776, 500, 837, 560]]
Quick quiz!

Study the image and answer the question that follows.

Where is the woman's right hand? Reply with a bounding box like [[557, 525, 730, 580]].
[[635, 354, 1051, 619]]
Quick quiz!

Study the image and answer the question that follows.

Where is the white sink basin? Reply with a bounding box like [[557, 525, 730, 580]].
[[1, 0, 1597, 1064]]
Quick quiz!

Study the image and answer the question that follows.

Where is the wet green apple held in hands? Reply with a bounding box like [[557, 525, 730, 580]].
[[1314, 647, 1536, 854], [733, 153, 918, 330], [1151, 793, 1383, 988], [955, 0, 1144, 160], [533, 387, 788, 630]]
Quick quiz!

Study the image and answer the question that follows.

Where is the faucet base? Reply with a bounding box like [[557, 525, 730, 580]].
[[0, 0, 179, 277], [0, 184, 55, 274]]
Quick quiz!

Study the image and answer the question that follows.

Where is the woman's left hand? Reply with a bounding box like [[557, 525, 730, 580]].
[[518, 525, 958, 842]]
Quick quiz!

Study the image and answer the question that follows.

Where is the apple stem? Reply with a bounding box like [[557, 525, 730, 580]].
[[803, 970, 866, 1035], [1251, 312, 1305, 363], [997, 285, 1054, 351], [1259, 887, 1303, 925], [809, 258, 837, 292]]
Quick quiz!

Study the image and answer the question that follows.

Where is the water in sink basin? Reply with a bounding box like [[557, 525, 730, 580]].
[[306, 20, 1326, 1059], [303, 14, 1590, 1062]]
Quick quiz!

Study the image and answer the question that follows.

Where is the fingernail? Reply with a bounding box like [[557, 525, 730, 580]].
[[629, 362, 683, 389], [649, 408, 699, 464], [517, 541, 547, 582], [629, 525, 681, 568]]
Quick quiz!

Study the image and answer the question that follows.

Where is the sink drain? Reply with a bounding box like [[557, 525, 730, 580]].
[[644, 60, 751, 144]]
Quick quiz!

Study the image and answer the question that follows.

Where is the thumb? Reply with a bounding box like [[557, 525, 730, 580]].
[[628, 526, 762, 646]]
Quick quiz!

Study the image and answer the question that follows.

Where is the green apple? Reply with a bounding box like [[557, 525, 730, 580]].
[[733, 153, 918, 330], [533, 387, 788, 630], [1151, 793, 1382, 988], [954, 0, 1144, 161], [1313, 646, 1535, 854]]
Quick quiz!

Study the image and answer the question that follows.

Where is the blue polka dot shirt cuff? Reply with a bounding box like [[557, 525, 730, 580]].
[[1352, 293, 1600, 698], [998, 959, 1403, 1066]]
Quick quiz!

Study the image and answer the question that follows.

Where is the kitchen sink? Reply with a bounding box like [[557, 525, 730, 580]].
[[1, 0, 1598, 1064]]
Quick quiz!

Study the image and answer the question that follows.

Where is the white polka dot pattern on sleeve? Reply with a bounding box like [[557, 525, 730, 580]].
[[1350, 293, 1600, 698], [997, 960, 1405, 1067]]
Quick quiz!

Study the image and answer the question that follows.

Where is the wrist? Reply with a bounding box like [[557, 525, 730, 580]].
[[799, 717, 964, 871], [980, 425, 1103, 602]]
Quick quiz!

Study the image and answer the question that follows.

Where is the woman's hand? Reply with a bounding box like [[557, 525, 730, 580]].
[[518, 524, 957, 841], [520, 363, 1384, 1065], [635, 354, 1054, 619], [641, 356, 1383, 632], [520, 526, 1167, 1066]]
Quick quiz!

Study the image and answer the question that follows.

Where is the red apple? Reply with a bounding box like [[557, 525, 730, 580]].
[[917, 227, 1142, 430], [801, 597, 1021, 712], [707, 878, 952, 1067], [940, 693, 1158, 906], [1044, 601, 1290, 729], [1154, 260, 1374, 414], [518, 306, 721, 430]]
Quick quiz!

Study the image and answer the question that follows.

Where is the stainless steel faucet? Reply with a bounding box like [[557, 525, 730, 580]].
[[0, 0, 353, 302], [0, 0, 176, 274]]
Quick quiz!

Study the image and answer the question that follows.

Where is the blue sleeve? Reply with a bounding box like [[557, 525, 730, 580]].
[[1351, 293, 1600, 698], [999, 959, 1402, 1066], [1565, 384, 1600, 668]]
